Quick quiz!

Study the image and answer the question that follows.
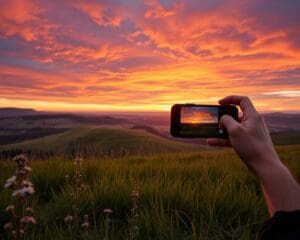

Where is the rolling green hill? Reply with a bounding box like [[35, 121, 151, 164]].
[[0, 127, 201, 158]]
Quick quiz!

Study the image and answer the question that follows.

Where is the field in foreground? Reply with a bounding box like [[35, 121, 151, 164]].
[[1, 145, 300, 240]]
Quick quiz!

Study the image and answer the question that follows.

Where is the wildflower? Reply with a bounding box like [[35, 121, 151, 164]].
[[20, 216, 36, 225], [131, 190, 139, 199], [12, 185, 35, 198], [79, 184, 85, 191], [19, 229, 25, 236], [16, 166, 32, 176], [3, 154, 36, 239], [64, 153, 90, 238], [103, 208, 113, 217], [25, 207, 34, 214], [80, 215, 89, 230], [4, 176, 17, 189], [64, 215, 74, 223], [73, 154, 83, 167], [13, 154, 27, 166], [80, 222, 89, 230], [129, 184, 140, 240], [21, 179, 34, 188], [5, 205, 15, 213], [104, 210, 112, 240], [4, 222, 13, 231]]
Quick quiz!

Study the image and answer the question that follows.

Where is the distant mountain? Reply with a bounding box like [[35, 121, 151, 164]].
[[263, 112, 300, 132], [0, 113, 130, 130], [0, 108, 38, 118]]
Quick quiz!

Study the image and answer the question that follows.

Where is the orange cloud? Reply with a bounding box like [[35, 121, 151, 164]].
[[73, 2, 121, 27], [0, 0, 43, 41]]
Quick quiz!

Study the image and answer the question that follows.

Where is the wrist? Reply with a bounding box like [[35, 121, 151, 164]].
[[253, 155, 285, 180], [249, 153, 283, 178]]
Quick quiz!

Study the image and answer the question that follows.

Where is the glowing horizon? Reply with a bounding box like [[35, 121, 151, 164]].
[[0, 0, 299, 113]]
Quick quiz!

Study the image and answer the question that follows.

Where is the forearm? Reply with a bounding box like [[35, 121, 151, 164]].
[[254, 158, 300, 216], [261, 184, 275, 215]]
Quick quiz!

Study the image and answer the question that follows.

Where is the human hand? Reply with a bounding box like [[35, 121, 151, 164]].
[[207, 95, 281, 175]]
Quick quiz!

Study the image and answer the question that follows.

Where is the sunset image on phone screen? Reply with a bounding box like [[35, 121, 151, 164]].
[[181, 107, 218, 124], [180, 106, 219, 137]]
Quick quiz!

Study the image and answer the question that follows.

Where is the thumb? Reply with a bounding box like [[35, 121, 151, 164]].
[[220, 115, 243, 136]]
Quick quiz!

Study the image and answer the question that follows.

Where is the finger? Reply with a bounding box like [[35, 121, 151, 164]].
[[206, 138, 231, 147], [219, 95, 257, 116], [220, 115, 243, 135], [238, 115, 243, 122]]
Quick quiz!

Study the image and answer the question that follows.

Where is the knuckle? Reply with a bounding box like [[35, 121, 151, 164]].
[[241, 96, 250, 104], [252, 112, 263, 122]]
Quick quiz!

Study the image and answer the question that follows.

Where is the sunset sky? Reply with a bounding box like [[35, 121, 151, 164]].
[[181, 106, 218, 124], [0, 0, 299, 112]]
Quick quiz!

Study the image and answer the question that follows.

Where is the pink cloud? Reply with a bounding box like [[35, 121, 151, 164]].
[[73, 1, 122, 27], [0, 0, 44, 41]]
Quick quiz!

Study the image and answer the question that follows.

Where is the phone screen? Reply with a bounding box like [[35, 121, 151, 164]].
[[180, 106, 223, 137]]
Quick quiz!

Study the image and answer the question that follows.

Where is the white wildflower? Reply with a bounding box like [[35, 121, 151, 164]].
[[13, 154, 27, 166], [81, 215, 89, 231], [25, 207, 34, 214], [5, 205, 15, 213], [20, 216, 36, 225], [21, 179, 34, 188], [80, 222, 89, 230], [4, 222, 13, 231], [4, 176, 17, 189], [64, 215, 74, 223], [16, 166, 32, 175], [103, 209, 113, 215], [12, 186, 35, 198]]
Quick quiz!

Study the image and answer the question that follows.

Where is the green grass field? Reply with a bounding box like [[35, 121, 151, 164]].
[[1, 142, 299, 239]]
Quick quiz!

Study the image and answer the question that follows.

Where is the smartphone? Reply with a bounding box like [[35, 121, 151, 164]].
[[170, 104, 238, 138]]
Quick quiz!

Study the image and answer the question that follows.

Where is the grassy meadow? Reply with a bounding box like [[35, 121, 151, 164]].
[[0, 128, 201, 159], [0, 128, 300, 239]]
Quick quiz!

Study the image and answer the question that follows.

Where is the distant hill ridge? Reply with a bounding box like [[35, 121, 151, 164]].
[[1, 108, 300, 131], [16, 114, 129, 125], [263, 112, 300, 131], [0, 108, 38, 117]]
